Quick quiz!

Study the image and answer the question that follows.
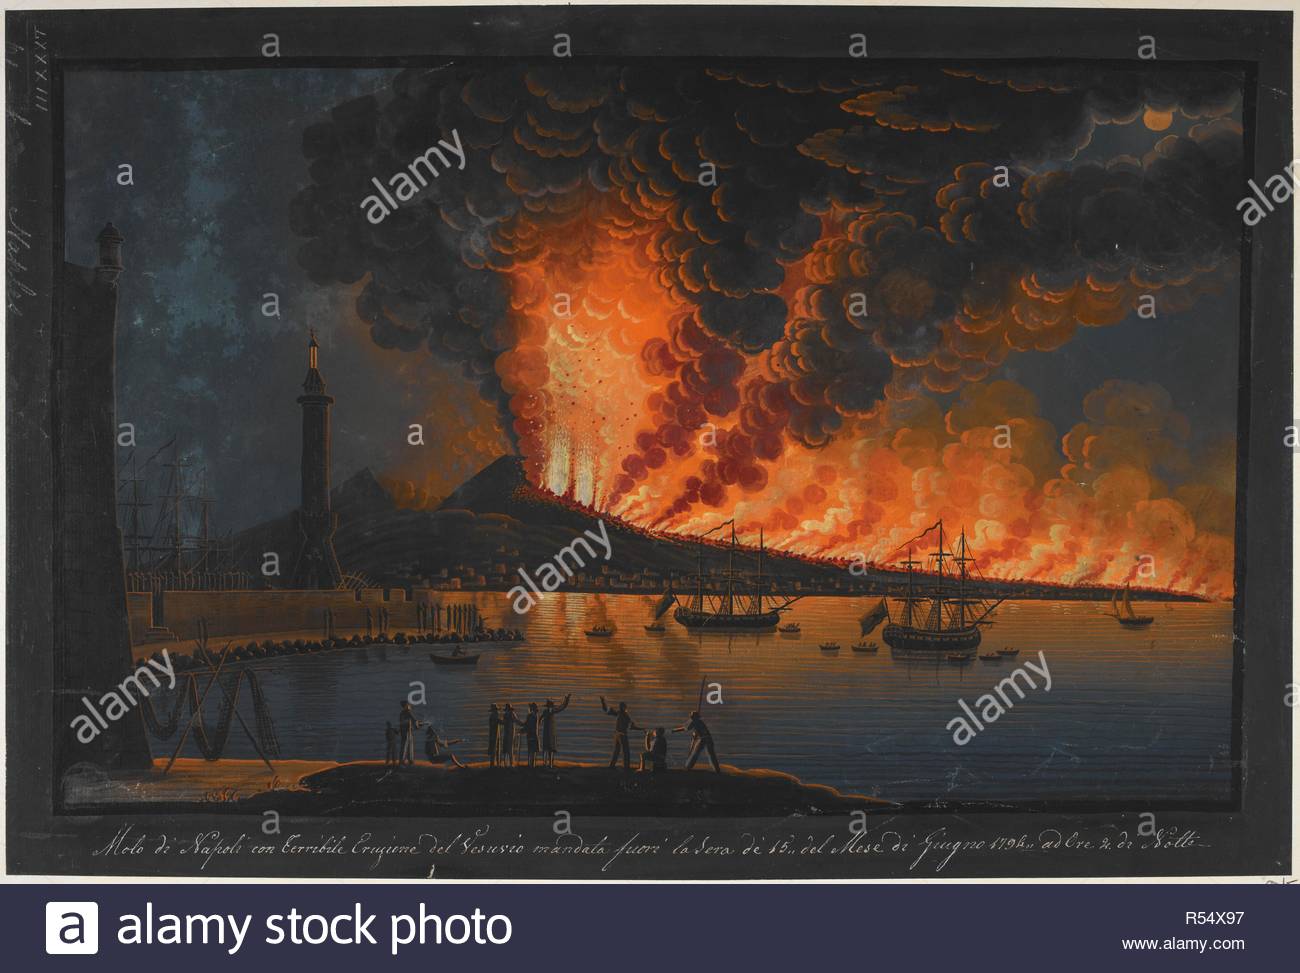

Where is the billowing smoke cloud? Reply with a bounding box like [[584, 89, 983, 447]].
[[291, 60, 1244, 594]]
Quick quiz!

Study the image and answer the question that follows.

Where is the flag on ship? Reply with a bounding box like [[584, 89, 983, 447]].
[[859, 598, 889, 636]]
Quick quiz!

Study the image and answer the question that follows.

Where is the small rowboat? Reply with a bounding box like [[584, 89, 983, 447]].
[[947, 652, 974, 663], [644, 622, 666, 633], [585, 625, 615, 637], [979, 652, 1001, 661], [779, 622, 801, 633], [819, 642, 840, 653], [430, 651, 480, 666], [998, 647, 1019, 657], [852, 641, 879, 653]]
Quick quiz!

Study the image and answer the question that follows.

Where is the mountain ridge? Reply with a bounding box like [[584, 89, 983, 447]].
[[229, 455, 1203, 601]]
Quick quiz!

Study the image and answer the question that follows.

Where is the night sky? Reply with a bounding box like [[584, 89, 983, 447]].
[[66, 67, 507, 532], [63, 62, 1245, 595]]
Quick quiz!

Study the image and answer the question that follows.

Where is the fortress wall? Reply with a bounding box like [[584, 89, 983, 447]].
[[161, 589, 366, 642], [153, 589, 462, 642]]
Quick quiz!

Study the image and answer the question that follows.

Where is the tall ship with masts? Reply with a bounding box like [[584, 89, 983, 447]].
[[117, 438, 252, 595], [873, 520, 1002, 652], [656, 520, 802, 630]]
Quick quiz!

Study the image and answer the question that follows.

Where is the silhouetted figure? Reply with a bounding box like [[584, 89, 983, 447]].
[[384, 721, 398, 766], [488, 704, 502, 766], [425, 727, 466, 769], [639, 727, 669, 773], [501, 703, 522, 767], [539, 694, 571, 768], [520, 703, 540, 768], [600, 696, 641, 770], [398, 701, 424, 766], [675, 711, 721, 773], [365, 606, 373, 637]]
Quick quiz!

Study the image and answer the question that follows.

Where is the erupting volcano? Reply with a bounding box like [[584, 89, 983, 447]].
[[292, 59, 1245, 599]]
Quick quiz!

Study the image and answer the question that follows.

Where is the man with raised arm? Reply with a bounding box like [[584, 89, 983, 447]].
[[538, 694, 571, 768], [600, 696, 641, 770]]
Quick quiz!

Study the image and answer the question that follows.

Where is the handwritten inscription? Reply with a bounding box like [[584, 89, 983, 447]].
[[89, 822, 1209, 876]]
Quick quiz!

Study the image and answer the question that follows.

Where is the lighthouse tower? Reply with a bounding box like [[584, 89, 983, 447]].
[[291, 329, 343, 588]]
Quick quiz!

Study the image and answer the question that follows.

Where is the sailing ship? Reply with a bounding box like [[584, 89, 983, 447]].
[[1109, 585, 1154, 627], [656, 521, 802, 630], [117, 438, 252, 594], [873, 520, 1002, 652]]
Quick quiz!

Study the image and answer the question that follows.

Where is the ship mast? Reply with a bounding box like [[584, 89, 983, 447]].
[[756, 527, 763, 614], [726, 523, 736, 615], [196, 468, 215, 573], [696, 530, 704, 612], [958, 528, 967, 628], [161, 440, 189, 572], [118, 453, 150, 573], [932, 520, 948, 631], [903, 546, 916, 626]]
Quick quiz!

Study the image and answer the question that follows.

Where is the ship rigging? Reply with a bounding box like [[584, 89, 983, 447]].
[[871, 520, 1002, 652], [656, 520, 802, 630], [117, 438, 251, 593]]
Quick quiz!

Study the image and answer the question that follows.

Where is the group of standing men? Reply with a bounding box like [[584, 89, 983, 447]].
[[384, 694, 722, 774], [487, 695, 572, 767]]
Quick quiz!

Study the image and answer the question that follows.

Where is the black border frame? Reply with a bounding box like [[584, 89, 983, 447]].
[[5, 4, 1292, 879]]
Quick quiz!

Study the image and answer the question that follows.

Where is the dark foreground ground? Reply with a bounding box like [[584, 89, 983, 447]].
[[64, 759, 891, 817], [256, 761, 889, 817]]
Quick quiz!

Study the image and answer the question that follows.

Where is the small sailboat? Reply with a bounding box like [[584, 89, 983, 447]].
[[819, 642, 840, 653], [1110, 585, 1155, 627], [585, 624, 615, 637], [852, 641, 879, 653]]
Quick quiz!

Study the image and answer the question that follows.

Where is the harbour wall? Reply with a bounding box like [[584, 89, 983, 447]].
[[135, 588, 454, 644]]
